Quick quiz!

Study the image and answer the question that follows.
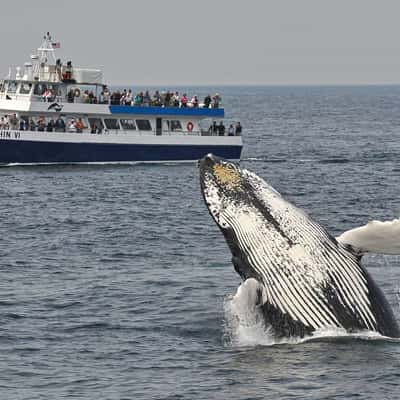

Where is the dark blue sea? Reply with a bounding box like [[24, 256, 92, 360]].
[[1, 86, 400, 399]]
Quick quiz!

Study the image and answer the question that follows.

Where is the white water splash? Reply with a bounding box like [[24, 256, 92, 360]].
[[224, 279, 399, 347]]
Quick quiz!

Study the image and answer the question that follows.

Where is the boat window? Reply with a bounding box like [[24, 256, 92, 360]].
[[120, 119, 136, 130], [48, 84, 62, 97], [0, 81, 5, 93], [19, 82, 32, 94], [7, 81, 17, 93], [88, 117, 104, 132], [170, 120, 182, 131], [136, 119, 152, 131], [104, 118, 120, 129], [34, 83, 47, 95]]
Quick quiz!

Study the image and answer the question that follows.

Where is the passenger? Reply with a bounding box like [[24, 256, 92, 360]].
[[75, 117, 85, 133], [134, 92, 142, 106], [164, 91, 171, 107], [37, 117, 46, 132], [191, 95, 199, 108], [9, 113, 18, 130], [90, 123, 98, 134], [19, 119, 26, 131], [235, 121, 242, 135], [111, 91, 121, 105], [103, 86, 111, 104], [217, 121, 225, 136], [172, 91, 180, 107], [56, 59, 62, 80], [143, 90, 151, 106], [28, 118, 36, 131], [0, 116, 6, 129], [67, 89, 75, 103], [125, 89, 133, 106], [203, 94, 211, 108], [43, 88, 53, 102], [153, 90, 161, 106], [46, 119, 55, 132], [88, 91, 95, 104], [63, 61, 73, 81], [212, 93, 221, 108], [120, 89, 127, 105], [67, 118, 77, 133], [208, 121, 218, 135], [228, 124, 235, 136], [83, 90, 90, 103], [55, 116, 66, 132], [180, 93, 188, 107]]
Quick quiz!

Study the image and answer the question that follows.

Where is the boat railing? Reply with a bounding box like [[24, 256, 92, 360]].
[[0, 91, 223, 110], [0, 125, 240, 137]]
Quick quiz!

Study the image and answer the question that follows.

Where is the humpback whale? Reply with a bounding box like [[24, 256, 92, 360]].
[[199, 154, 400, 338]]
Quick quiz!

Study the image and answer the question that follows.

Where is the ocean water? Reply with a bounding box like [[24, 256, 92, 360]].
[[1, 86, 400, 399]]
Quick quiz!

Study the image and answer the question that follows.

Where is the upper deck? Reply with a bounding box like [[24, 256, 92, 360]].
[[0, 33, 224, 118]]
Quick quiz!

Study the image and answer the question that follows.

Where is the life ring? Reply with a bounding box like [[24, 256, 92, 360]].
[[187, 121, 194, 132], [74, 88, 81, 97]]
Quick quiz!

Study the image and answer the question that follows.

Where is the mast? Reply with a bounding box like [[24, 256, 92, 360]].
[[32, 32, 58, 81]]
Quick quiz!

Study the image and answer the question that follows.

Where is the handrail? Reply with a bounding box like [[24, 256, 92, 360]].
[[0, 125, 241, 137], [0, 92, 223, 109]]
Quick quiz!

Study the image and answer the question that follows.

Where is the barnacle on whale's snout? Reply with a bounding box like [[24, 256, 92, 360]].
[[213, 163, 242, 191]]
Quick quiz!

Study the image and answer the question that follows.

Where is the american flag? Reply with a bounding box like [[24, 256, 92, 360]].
[[51, 42, 60, 49]]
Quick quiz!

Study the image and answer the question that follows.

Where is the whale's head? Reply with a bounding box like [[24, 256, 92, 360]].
[[199, 154, 295, 282]]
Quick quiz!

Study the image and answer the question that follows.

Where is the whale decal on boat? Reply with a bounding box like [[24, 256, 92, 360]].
[[199, 154, 400, 338], [47, 102, 63, 112]]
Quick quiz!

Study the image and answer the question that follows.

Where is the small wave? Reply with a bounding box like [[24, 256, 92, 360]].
[[224, 279, 400, 347], [241, 157, 263, 162], [61, 322, 112, 333], [241, 157, 287, 164], [318, 158, 351, 164]]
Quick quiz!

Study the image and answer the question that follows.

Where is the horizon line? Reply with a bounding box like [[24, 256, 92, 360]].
[[106, 82, 400, 88]]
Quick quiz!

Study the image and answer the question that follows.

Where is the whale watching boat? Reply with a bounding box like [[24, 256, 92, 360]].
[[0, 33, 242, 165]]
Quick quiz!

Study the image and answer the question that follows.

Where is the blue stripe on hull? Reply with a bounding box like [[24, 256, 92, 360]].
[[109, 105, 224, 118], [0, 140, 242, 163]]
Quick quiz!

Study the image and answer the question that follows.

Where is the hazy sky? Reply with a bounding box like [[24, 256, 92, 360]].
[[2, 0, 400, 85]]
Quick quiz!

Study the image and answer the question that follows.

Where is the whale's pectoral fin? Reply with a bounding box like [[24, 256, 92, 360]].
[[337, 218, 400, 255]]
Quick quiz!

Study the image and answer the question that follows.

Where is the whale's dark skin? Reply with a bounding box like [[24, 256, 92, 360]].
[[200, 154, 400, 338]]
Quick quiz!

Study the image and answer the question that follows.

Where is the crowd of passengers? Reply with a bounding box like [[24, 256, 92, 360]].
[[0, 113, 242, 135], [0, 113, 93, 133], [65, 87, 222, 108], [208, 121, 242, 136]]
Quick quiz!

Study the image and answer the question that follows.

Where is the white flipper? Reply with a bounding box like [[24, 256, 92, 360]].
[[337, 219, 400, 255]]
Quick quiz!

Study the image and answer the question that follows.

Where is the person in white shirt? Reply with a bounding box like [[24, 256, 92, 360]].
[[67, 118, 77, 133]]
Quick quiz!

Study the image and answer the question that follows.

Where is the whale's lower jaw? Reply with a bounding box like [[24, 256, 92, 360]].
[[256, 255, 400, 339], [259, 302, 315, 338], [250, 260, 400, 339]]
